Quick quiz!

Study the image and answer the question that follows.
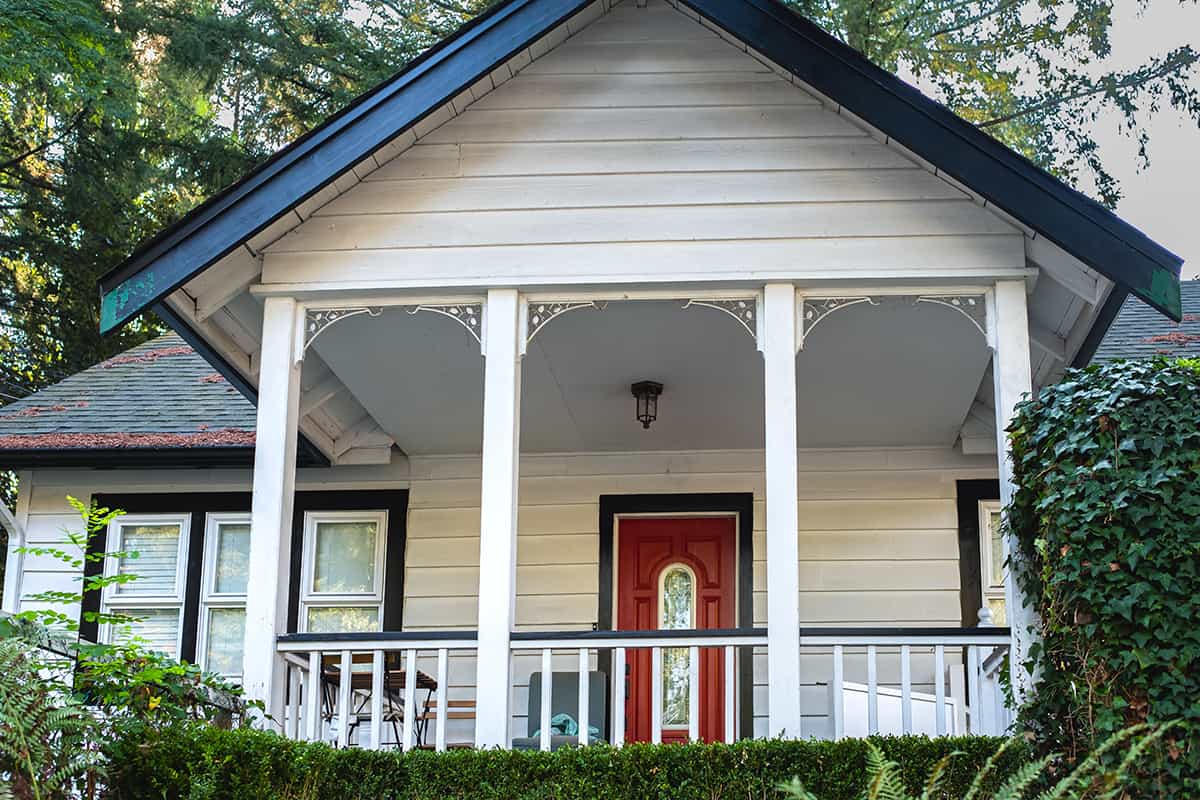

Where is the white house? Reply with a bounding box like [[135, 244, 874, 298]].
[[1, 0, 1183, 752]]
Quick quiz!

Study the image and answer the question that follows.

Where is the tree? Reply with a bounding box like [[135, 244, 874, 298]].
[[784, 0, 1200, 208]]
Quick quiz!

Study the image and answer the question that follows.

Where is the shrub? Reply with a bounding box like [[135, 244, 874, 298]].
[[1007, 357, 1200, 794], [104, 725, 1024, 800], [780, 725, 1172, 800]]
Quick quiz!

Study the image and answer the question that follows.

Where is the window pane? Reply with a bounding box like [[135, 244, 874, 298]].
[[662, 647, 690, 727], [306, 606, 379, 633], [660, 567, 693, 630], [205, 608, 246, 676], [312, 520, 377, 594], [988, 598, 1007, 626], [115, 524, 182, 595], [214, 523, 251, 594], [988, 511, 1005, 587], [112, 608, 180, 656], [659, 566, 694, 728]]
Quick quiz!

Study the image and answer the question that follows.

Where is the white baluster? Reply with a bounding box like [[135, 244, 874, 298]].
[[613, 647, 626, 747], [867, 645, 879, 736], [934, 645, 946, 736], [651, 646, 663, 744], [436, 648, 449, 752], [966, 646, 979, 734], [724, 645, 736, 744], [900, 644, 912, 734], [540, 648, 553, 752], [369, 650, 384, 750], [304, 650, 321, 742], [402, 649, 417, 752], [832, 645, 844, 740], [336, 651, 352, 748], [687, 645, 700, 742], [578, 648, 590, 747], [286, 665, 301, 740]]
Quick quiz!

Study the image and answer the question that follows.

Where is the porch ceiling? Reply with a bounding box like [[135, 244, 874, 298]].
[[309, 298, 990, 455]]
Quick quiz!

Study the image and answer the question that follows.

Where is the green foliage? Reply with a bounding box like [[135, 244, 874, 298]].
[[782, 0, 1200, 208], [0, 638, 104, 800], [0, 0, 496, 405], [1007, 358, 1200, 795], [103, 726, 1022, 800], [14, 496, 132, 634], [779, 725, 1173, 800], [5, 495, 258, 732]]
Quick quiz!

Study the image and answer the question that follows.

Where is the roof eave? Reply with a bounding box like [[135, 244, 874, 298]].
[[682, 0, 1183, 321], [97, 0, 592, 335]]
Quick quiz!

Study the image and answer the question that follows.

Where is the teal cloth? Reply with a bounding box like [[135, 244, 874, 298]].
[[530, 712, 601, 740]]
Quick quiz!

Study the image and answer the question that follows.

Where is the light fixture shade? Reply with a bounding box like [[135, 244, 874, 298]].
[[631, 381, 664, 429]]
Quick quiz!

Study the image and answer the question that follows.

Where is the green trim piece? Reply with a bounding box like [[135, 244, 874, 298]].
[[1146, 269, 1183, 321], [101, 273, 157, 333]]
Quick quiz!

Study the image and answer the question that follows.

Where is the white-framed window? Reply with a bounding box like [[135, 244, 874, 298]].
[[299, 510, 387, 633], [658, 563, 697, 730], [101, 514, 191, 656], [197, 513, 251, 678], [979, 501, 1006, 626]]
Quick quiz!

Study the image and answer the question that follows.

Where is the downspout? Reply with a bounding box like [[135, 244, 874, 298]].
[[0, 500, 25, 614]]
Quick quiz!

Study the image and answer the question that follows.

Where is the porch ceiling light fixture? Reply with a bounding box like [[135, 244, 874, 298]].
[[631, 381, 664, 429]]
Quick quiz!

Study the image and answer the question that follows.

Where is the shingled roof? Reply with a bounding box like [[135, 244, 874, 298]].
[[1092, 280, 1200, 363], [0, 334, 257, 467]]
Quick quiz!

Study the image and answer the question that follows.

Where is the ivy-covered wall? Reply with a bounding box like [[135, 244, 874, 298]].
[[1008, 357, 1200, 794]]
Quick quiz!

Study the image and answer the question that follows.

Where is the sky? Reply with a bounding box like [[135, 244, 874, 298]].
[[1094, 2, 1200, 280]]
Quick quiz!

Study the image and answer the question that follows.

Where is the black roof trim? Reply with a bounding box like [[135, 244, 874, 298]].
[[153, 301, 330, 467], [0, 447, 255, 470], [1071, 286, 1130, 368], [683, 0, 1182, 320], [98, 0, 593, 333]]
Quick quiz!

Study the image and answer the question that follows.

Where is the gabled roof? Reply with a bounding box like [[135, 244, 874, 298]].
[[98, 0, 1184, 335], [0, 334, 324, 468], [1092, 280, 1200, 363]]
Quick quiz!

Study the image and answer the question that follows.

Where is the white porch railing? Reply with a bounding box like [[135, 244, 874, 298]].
[[276, 632, 479, 751], [276, 627, 1011, 750]]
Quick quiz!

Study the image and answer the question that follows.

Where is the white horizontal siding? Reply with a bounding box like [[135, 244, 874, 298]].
[[260, 0, 1022, 289]]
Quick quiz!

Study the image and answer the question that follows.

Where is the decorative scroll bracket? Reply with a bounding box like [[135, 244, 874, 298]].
[[798, 297, 877, 350], [798, 293, 987, 350], [522, 300, 607, 353], [405, 303, 484, 349], [681, 297, 760, 345], [299, 306, 384, 362]]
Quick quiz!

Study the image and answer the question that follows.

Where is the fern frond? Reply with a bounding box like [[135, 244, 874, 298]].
[[962, 737, 1028, 800], [1035, 724, 1153, 800], [918, 753, 959, 800], [991, 754, 1056, 800]]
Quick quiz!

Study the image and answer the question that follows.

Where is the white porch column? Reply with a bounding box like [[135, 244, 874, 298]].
[[990, 281, 1039, 703], [474, 288, 523, 749], [762, 282, 803, 738], [243, 296, 303, 724]]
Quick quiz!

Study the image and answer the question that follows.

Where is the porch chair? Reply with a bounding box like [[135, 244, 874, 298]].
[[511, 670, 608, 751], [319, 652, 409, 747], [416, 695, 478, 749]]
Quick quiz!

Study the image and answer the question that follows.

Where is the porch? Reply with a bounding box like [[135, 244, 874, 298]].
[[237, 280, 1037, 749]]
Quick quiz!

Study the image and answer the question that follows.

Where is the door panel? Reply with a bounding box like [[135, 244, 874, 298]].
[[616, 516, 736, 743]]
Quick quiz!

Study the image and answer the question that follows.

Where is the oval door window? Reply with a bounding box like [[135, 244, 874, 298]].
[[659, 564, 696, 728]]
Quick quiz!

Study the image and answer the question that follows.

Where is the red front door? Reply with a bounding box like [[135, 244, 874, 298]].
[[616, 516, 736, 743]]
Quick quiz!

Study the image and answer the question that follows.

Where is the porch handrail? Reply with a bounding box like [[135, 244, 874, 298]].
[[275, 633, 479, 752]]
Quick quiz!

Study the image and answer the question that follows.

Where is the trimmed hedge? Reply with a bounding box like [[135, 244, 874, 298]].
[[105, 725, 1022, 800], [1008, 357, 1200, 794]]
